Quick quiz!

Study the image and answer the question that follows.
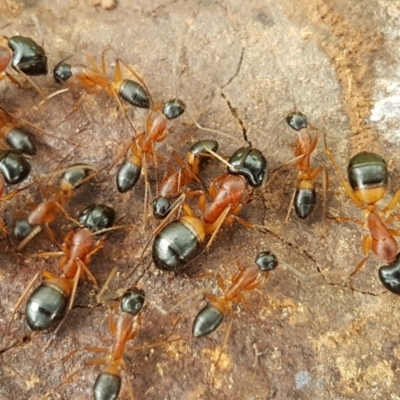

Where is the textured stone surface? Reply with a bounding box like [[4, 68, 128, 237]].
[[1, 1, 400, 399]]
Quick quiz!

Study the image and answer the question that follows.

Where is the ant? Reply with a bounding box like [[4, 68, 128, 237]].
[[90, 288, 145, 400], [8, 203, 124, 338], [0, 35, 47, 97], [151, 146, 268, 272], [13, 163, 98, 250], [52, 51, 185, 130], [152, 139, 218, 220], [324, 134, 400, 293], [283, 109, 327, 221], [192, 252, 278, 363]]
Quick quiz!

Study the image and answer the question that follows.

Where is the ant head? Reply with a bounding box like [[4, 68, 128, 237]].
[[286, 111, 307, 131], [162, 98, 186, 120], [228, 147, 268, 188], [78, 204, 116, 232], [120, 288, 145, 316], [152, 196, 172, 220], [255, 251, 278, 271], [54, 61, 72, 83], [13, 219, 33, 240]]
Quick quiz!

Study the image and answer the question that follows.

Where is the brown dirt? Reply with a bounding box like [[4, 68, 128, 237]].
[[1, 1, 400, 399]]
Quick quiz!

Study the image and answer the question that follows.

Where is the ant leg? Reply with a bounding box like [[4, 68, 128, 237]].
[[382, 188, 400, 213], [285, 187, 296, 223], [57, 92, 88, 125], [47, 264, 82, 346], [17, 225, 43, 251], [15, 68, 46, 100], [185, 109, 244, 147], [204, 206, 232, 250], [84, 52, 101, 73], [77, 259, 98, 287], [4, 271, 42, 338], [214, 316, 234, 367]]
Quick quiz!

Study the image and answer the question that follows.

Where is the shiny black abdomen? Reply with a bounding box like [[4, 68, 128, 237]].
[[116, 161, 141, 193], [0, 150, 31, 184], [118, 80, 150, 109], [192, 304, 224, 338], [152, 220, 202, 271], [347, 152, 388, 191], [294, 188, 316, 219], [93, 372, 121, 400], [25, 283, 68, 331]]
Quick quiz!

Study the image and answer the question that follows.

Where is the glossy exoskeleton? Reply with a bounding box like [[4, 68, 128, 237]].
[[0, 150, 31, 185], [286, 111, 307, 131], [13, 163, 97, 247], [78, 204, 115, 232], [152, 216, 205, 271], [152, 139, 218, 219], [192, 251, 278, 338], [152, 147, 268, 271], [228, 147, 268, 188], [325, 145, 400, 293], [24, 206, 116, 331], [92, 288, 145, 400], [283, 109, 325, 220], [6, 36, 48, 76]]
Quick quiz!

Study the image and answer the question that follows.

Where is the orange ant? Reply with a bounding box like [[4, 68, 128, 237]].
[[152, 139, 218, 220], [151, 146, 268, 271], [51, 51, 172, 132], [324, 134, 400, 293], [282, 109, 327, 221], [8, 203, 126, 339], [192, 251, 279, 363], [13, 163, 98, 250]]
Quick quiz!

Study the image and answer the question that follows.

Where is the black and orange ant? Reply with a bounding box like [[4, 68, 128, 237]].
[[192, 251, 278, 363], [325, 135, 400, 293], [8, 203, 123, 338], [13, 163, 98, 250], [152, 139, 218, 220], [283, 109, 327, 221], [151, 146, 268, 272]]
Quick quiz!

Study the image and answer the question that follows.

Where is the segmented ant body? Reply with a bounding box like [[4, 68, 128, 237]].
[[325, 140, 400, 293], [11, 204, 116, 334], [116, 98, 186, 193], [152, 139, 218, 219], [53, 55, 150, 110], [92, 288, 145, 400], [193, 251, 278, 338], [284, 111, 326, 220], [14, 163, 97, 250], [152, 147, 268, 271]]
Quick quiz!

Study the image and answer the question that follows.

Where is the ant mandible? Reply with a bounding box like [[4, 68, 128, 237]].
[[151, 146, 268, 272], [324, 134, 400, 293]]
